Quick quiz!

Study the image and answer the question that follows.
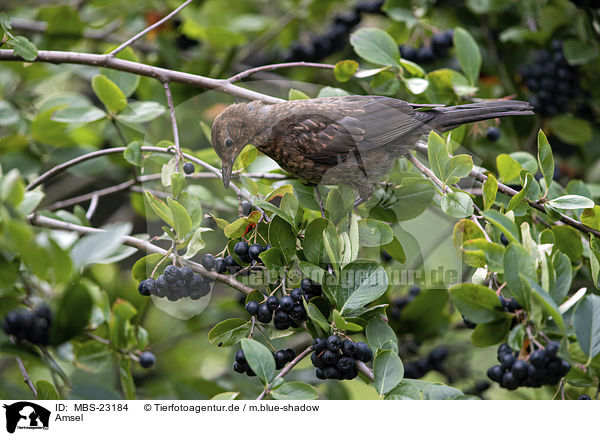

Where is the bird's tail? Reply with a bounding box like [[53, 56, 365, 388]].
[[431, 100, 534, 132]]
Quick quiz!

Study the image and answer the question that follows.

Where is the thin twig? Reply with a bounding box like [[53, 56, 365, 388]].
[[13, 351, 38, 398], [356, 360, 374, 381], [162, 81, 182, 171], [256, 346, 313, 400], [109, 0, 194, 57], [28, 214, 254, 295], [0, 49, 284, 104], [26, 146, 252, 202], [10, 17, 156, 53], [228, 61, 335, 83], [406, 153, 449, 193]]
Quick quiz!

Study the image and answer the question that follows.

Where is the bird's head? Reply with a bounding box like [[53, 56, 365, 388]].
[[211, 101, 265, 189]]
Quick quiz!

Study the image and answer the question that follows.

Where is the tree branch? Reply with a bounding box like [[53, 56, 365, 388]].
[[15, 355, 38, 398], [413, 143, 600, 238], [109, 0, 194, 57], [162, 81, 182, 171], [27, 214, 254, 295], [356, 360, 374, 381], [227, 61, 335, 83], [0, 49, 284, 103], [256, 346, 313, 400], [26, 145, 253, 202]]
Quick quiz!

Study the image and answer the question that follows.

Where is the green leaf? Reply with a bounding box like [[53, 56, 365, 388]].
[[483, 174, 498, 210], [269, 216, 296, 264], [441, 192, 473, 218], [508, 324, 526, 351], [503, 244, 535, 309], [573, 294, 600, 360], [1, 168, 24, 206], [75, 340, 114, 373], [271, 382, 318, 400], [298, 261, 326, 284], [526, 277, 565, 334], [334, 60, 358, 82], [563, 39, 598, 65], [551, 252, 572, 303], [36, 380, 59, 400], [303, 218, 337, 266], [481, 210, 520, 243], [404, 77, 429, 95], [366, 318, 398, 352], [167, 197, 192, 237], [51, 282, 93, 344], [445, 155, 474, 185], [471, 318, 511, 347], [317, 86, 350, 97], [427, 131, 450, 183], [373, 349, 404, 396], [307, 303, 330, 333], [0, 101, 19, 126], [358, 219, 394, 247], [551, 225, 583, 262], [547, 195, 595, 210], [462, 239, 505, 273], [170, 172, 185, 198], [211, 392, 240, 400], [582, 206, 600, 230], [537, 130, 554, 192], [144, 191, 174, 228], [123, 141, 142, 166], [349, 27, 400, 67], [71, 223, 132, 269], [381, 236, 406, 263], [9, 35, 38, 61], [241, 338, 276, 385], [385, 178, 435, 221], [117, 101, 165, 123], [208, 319, 251, 347], [332, 260, 389, 315], [91, 74, 127, 113], [119, 358, 136, 400], [496, 154, 522, 184], [184, 227, 210, 259], [507, 172, 535, 212], [52, 105, 106, 123], [102, 47, 140, 97], [548, 115, 593, 146], [449, 283, 505, 323], [332, 310, 363, 332], [453, 27, 481, 86], [288, 88, 310, 100], [325, 186, 353, 225], [131, 253, 165, 281]]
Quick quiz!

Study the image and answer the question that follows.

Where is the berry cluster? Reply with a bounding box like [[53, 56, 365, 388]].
[[283, 1, 384, 62], [310, 336, 373, 380], [499, 295, 521, 313], [1, 305, 52, 346], [389, 287, 420, 321], [487, 342, 570, 390], [520, 40, 579, 116], [569, 0, 600, 9], [233, 348, 297, 376], [399, 30, 453, 65], [138, 265, 211, 301], [403, 346, 449, 379], [245, 293, 308, 330], [233, 349, 255, 376], [201, 241, 269, 275]]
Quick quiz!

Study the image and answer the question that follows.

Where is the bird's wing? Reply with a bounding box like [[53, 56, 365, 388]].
[[270, 96, 433, 165]]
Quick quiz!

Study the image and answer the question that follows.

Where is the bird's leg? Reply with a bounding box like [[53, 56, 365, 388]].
[[314, 185, 326, 218]]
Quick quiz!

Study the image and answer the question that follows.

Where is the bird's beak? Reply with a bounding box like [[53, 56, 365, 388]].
[[221, 159, 234, 189]]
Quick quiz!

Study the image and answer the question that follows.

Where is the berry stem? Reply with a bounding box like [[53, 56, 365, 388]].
[[256, 346, 313, 400], [10, 337, 38, 398]]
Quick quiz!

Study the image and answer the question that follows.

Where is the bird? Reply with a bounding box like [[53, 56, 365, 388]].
[[211, 95, 533, 206]]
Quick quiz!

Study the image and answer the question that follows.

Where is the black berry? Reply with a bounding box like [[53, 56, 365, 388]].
[[139, 351, 156, 368], [355, 342, 373, 362], [245, 300, 259, 316], [266, 296, 280, 311], [279, 295, 294, 311], [201, 254, 216, 270], [486, 127, 501, 141], [183, 162, 195, 174], [312, 337, 326, 353], [257, 303, 273, 323], [326, 335, 343, 352]]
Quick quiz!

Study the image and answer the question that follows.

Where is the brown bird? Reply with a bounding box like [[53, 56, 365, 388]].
[[211, 95, 533, 205]]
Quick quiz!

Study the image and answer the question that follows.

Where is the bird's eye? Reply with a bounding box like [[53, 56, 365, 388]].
[[225, 138, 234, 148]]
